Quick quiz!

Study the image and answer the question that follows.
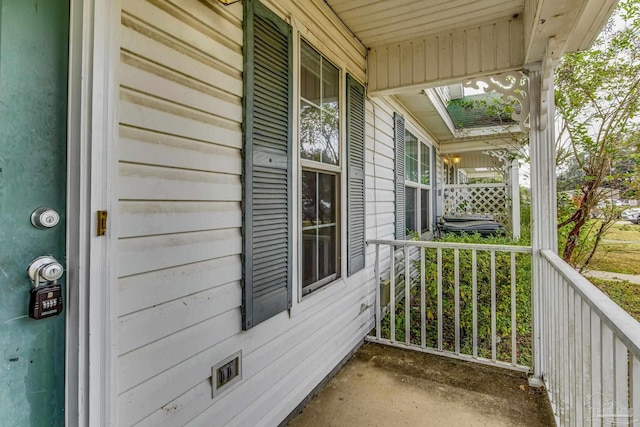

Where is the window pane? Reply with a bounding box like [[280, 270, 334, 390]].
[[320, 109, 339, 165], [302, 170, 338, 291], [302, 228, 317, 287], [322, 58, 339, 111], [302, 170, 317, 224], [301, 41, 320, 104], [317, 225, 336, 282], [318, 173, 336, 223], [405, 186, 416, 234], [421, 189, 430, 233], [300, 41, 339, 166], [300, 102, 338, 165], [405, 131, 418, 182], [421, 144, 430, 185]]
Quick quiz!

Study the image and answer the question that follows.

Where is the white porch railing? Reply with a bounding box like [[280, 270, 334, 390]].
[[367, 239, 533, 372], [539, 250, 640, 426], [443, 183, 510, 227]]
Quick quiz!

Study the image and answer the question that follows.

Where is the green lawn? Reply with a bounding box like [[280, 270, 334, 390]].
[[582, 222, 640, 275], [589, 277, 640, 322]]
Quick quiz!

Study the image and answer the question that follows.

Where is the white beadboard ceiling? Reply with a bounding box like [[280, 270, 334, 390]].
[[325, 0, 524, 48]]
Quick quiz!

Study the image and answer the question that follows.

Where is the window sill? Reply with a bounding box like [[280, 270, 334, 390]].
[[289, 277, 347, 319]]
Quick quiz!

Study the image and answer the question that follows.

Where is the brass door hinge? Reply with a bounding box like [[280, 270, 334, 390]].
[[97, 210, 108, 236]]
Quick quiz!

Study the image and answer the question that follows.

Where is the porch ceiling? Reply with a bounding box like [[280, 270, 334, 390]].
[[325, 0, 523, 48], [325, 0, 618, 95]]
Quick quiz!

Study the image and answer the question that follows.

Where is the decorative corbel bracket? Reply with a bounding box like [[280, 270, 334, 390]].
[[464, 72, 530, 133]]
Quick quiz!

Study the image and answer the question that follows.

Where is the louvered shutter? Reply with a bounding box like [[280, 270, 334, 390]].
[[242, 0, 293, 330], [394, 113, 406, 240], [346, 75, 366, 276]]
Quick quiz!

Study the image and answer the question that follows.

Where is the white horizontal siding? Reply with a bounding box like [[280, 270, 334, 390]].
[[115, 1, 375, 427], [118, 255, 241, 316], [262, 0, 366, 82], [364, 97, 397, 270], [114, 0, 444, 424], [116, 1, 246, 424]]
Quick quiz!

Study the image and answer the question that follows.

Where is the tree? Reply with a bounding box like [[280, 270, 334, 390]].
[[554, 0, 640, 268]]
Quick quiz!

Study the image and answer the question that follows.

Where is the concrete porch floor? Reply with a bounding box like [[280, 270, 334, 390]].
[[287, 342, 555, 427]]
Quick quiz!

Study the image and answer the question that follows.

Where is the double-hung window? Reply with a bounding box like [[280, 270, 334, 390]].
[[299, 40, 340, 295], [404, 130, 432, 235]]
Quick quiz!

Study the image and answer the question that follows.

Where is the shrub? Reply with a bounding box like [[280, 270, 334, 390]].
[[380, 231, 532, 366]]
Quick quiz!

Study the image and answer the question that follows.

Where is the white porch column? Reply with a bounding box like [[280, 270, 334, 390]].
[[528, 65, 558, 384], [510, 159, 521, 240]]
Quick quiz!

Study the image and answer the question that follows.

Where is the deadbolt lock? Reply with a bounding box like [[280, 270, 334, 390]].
[[31, 207, 60, 229]]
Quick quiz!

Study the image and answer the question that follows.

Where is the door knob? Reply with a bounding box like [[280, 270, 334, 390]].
[[28, 256, 64, 286]]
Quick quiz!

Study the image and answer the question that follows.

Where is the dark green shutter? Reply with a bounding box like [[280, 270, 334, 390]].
[[242, 0, 292, 330], [394, 113, 405, 240], [346, 75, 366, 276]]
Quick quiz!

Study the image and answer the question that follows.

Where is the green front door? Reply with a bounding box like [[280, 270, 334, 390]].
[[0, 1, 69, 425]]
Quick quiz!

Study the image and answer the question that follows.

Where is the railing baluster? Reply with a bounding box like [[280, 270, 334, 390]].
[[555, 273, 563, 424], [437, 247, 443, 352], [581, 301, 591, 426], [491, 250, 496, 363], [631, 355, 640, 427], [511, 251, 516, 366], [561, 280, 571, 425], [375, 244, 381, 340], [541, 261, 549, 393], [390, 245, 396, 343], [602, 325, 615, 419], [568, 286, 576, 426], [574, 291, 583, 427], [420, 247, 426, 349], [454, 248, 460, 355], [614, 337, 628, 422], [472, 249, 478, 359], [551, 270, 562, 417], [547, 264, 552, 386], [591, 314, 602, 425], [405, 246, 410, 346]]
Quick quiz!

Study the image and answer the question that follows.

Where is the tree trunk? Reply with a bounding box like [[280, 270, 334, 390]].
[[561, 198, 591, 263]]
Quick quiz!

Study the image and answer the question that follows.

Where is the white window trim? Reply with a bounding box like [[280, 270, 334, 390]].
[[291, 20, 349, 307], [404, 128, 433, 237]]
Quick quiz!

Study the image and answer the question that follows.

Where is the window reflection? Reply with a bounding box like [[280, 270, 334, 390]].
[[300, 102, 339, 165], [405, 131, 418, 182], [421, 189, 430, 233], [300, 40, 339, 166], [300, 41, 320, 104], [421, 145, 430, 185], [302, 171, 337, 290], [405, 186, 416, 234]]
